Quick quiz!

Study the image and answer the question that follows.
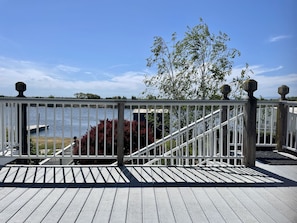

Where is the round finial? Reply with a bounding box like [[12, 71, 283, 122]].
[[278, 85, 289, 100], [220, 84, 231, 100], [15, 82, 26, 97], [243, 79, 257, 98]]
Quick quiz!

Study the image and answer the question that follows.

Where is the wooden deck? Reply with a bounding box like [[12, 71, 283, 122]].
[[0, 162, 296, 223]]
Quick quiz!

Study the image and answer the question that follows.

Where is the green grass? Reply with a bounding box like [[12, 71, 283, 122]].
[[30, 137, 72, 155]]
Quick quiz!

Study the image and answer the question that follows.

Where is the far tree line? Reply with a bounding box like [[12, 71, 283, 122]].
[[73, 92, 137, 100]]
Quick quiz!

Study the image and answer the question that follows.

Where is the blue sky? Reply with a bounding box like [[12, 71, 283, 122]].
[[0, 0, 296, 98]]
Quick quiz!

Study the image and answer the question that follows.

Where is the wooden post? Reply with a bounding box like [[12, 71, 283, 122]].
[[16, 82, 28, 155], [243, 79, 257, 167], [276, 85, 289, 152], [117, 101, 125, 166], [220, 84, 231, 158]]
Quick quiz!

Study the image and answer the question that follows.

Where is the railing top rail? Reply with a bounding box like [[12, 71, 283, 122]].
[[125, 100, 246, 106], [0, 97, 247, 106], [0, 97, 119, 105], [285, 101, 297, 106], [0, 97, 246, 106], [257, 101, 279, 106], [257, 100, 297, 107]]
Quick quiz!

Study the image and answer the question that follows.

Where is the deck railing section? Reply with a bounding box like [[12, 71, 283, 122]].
[[285, 102, 297, 152], [0, 98, 246, 165], [0, 81, 296, 166], [123, 101, 245, 165], [0, 98, 120, 160], [256, 101, 278, 147]]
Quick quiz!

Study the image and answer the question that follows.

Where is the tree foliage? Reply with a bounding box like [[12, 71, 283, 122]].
[[74, 92, 101, 99], [144, 18, 249, 100]]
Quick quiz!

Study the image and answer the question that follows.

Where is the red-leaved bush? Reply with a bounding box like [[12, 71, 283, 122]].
[[73, 119, 154, 164]]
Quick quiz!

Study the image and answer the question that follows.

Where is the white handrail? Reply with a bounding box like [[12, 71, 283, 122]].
[[144, 113, 244, 165], [123, 109, 221, 159]]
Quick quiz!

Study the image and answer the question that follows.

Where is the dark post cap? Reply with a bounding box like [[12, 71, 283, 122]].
[[220, 84, 231, 100], [15, 82, 26, 97], [278, 85, 289, 100], [243, 79, 257, 98]]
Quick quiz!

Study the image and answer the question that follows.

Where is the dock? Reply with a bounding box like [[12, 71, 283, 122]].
[[27, 125, 49, 133]]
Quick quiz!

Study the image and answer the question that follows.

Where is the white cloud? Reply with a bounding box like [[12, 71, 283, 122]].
[[56, 65, 81, 73], [0, 57, 146, 97], [230, 65, 297, 98], [269, 35, 291, 43], [0, 56, 295, 99], [248, 65, 283, 74]]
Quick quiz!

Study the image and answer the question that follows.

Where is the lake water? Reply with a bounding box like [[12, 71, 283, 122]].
[[27, 107, 133, 138]]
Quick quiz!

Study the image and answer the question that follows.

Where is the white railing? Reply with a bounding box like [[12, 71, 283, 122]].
[[0, 98, 119, 163], [1, 97, 295, 166], [256, 101, 278, 147], [123, 102, 244, 166], [1, 98, 246, 165], [285, 102, 297, 152], [255, 101, 297, 152]]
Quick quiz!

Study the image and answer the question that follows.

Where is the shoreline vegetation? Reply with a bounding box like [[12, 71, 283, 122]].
[[30, 137, 72, 155]]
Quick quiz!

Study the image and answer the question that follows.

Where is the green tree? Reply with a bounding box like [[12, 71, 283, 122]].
[[74, 92, 101, 99], [144, 18, 249, 100]]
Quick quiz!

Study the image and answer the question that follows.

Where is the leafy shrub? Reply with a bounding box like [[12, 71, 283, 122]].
[[73, 119, 154, 164]]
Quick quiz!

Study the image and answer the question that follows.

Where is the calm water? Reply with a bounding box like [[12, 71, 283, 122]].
[[28, 107, 133, 138]]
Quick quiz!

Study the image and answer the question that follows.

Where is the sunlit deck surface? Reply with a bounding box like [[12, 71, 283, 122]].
[[0, 161, 297, 223]]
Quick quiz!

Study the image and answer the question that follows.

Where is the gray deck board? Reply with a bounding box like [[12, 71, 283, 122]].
[[154, 187, 176, 223], [191, 188, 226, 222], [133, 166, 152, 183], [59, 188, 92, 223], [126, 187, 142, 223], [75, 188, 104, 223], [0, 187, 27, 213], [6, 188, 52, 223], [1, 188, 38, 222], [205, 188, 242, 222], [0, 162, 297, 223], [268, 187, 297, 208], [92, 188, 117, 222], [178, 187, 209, 222], [0, 187, 16, 200], [216, 187, 259, 223], [109, 188, 129, 223], [24, 188, 66, 222], [166, 187, 193, 223], [261, 187, 297, 222], [142, 187, 159, 223], [41, 188, 79, 223], [248, 187, 293, 223], [231, 187, 276, 223]]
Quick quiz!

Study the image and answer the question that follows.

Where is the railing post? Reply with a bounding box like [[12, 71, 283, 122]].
[[276, 85, 289, 152], [117, 101, 125, 166], [243, 79, 257, 167], [16, 82, 28, 155], [221, 84, 231, 158]]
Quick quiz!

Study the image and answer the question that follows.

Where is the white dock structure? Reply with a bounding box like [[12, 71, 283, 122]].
[[27, 124, 49, 133]]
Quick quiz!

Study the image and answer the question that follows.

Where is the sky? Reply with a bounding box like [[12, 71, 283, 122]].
[[0, 0, 296, 99]]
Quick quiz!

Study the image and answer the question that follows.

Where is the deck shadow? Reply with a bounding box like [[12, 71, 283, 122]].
[[256, 150, 297, 165], [0, 165, 296, 188]]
